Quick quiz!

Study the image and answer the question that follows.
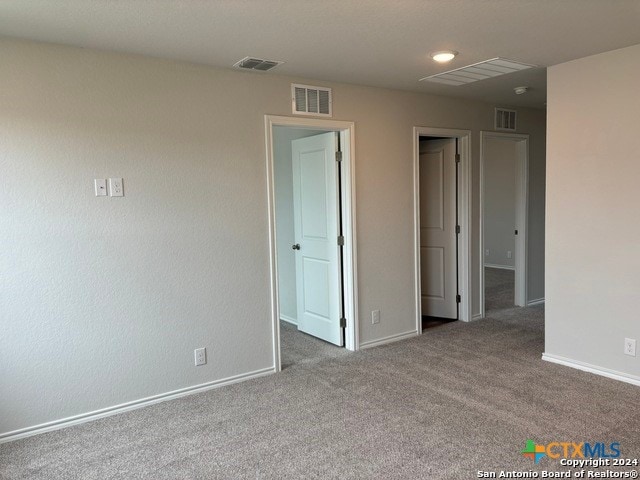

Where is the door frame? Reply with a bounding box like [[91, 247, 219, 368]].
[[413, 127, 472, 331], [265, 115, 359, 372], [479, 131, 529, 316]]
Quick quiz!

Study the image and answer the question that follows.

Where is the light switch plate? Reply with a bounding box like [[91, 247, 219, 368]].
[[109, 178, 124, 197], [94, 179, 107, 196]]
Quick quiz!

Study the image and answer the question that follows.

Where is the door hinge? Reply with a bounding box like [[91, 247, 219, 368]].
[[340, 317, 346, 328], [335, 151, 343, 162], [455, 153, 461, 163], [337, 235, 345, 246], [456, 294, 461, 304], [456, 225, 461, 234]]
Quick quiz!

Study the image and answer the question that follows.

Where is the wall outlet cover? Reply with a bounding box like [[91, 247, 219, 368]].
[[624, 338, 636, 357], [109, 178, 124, 197], [194, 347, 207, 366]]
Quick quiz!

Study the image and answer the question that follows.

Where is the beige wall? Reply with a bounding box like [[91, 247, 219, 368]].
[[0, 38, 546, 436], [484, 137, 517, 269], [545, 43, 640, 378]]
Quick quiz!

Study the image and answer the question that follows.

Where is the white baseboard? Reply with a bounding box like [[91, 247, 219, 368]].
[[484, 263, 515, 271], [0, 366, 275, 444], [280, 315, 298, 326], [527, 297, 545, 306], [359, 330, 418, 349], [471, 313, 483, 321], [542, 353, 640, 387]]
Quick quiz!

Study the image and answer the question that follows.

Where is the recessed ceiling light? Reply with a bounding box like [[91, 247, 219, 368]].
[[431, 51, 458, 63], [514, 86, 529, 95]]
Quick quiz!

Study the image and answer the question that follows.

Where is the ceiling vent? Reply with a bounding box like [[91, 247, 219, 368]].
[[495, 108, 517, 131], [420, 57, 536, 86], [292, 84, 332, 117], [233, 56, 283, 72]]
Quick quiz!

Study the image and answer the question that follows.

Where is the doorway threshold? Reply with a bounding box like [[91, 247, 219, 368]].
[[421, 316, 457, 331]]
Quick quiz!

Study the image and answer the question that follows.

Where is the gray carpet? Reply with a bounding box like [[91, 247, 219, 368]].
[[2, 305, 639, 479], [485, 267, 515, 312], [280, 320, 348, 369]]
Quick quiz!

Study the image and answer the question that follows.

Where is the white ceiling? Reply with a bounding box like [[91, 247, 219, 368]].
[[1, 0, 639, 108]]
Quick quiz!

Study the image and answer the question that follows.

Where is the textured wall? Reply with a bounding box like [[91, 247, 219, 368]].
[[484, 137, 517, 268], [545, 43, 640, 377], [0, 38, 546, 435]]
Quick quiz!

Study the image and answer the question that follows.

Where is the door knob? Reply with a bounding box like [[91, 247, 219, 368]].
[[292, 244, 301, 250]]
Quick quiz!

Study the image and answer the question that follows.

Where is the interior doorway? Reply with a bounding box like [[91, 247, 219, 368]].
[[419, 137, 458, 326], [265, 116, 358, 371], [480, 131, 529, 316], [413, 127, 472, 332]]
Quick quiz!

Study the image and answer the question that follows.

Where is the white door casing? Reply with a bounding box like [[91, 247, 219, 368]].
[[292, 132, 343, 346], [420, 138, 458, 319], [513, 140, 528, 307], [265, 115, 358, 370]]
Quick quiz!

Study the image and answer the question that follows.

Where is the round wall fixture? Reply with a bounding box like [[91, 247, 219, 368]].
[[514, 86, 529, 95]]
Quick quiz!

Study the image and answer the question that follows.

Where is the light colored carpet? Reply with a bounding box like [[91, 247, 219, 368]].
[[280, 320, 348, 369], [2, 305, 639, 479], [485, 267, 515, 312]]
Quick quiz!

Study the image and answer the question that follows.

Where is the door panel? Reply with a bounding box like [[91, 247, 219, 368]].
[[420, 153, 444, 229], [300, 151, 328, 239], [420, 138, 457, 319], [302, 258, 331, 319], [292, 132, 343, 346], [421, 246, 445, 299]]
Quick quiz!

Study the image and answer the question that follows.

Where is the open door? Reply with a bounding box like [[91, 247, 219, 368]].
[[420, 138, 458, 319], [291, 132, 343, 346]]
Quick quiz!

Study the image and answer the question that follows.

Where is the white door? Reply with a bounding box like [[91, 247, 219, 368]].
[[420, 138, 458, 319], [292, 132, 343, 346]]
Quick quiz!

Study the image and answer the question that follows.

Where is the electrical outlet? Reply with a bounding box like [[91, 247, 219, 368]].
[[507, 250, 512, 259], [624, 338, 636, 357], [485, 249, 490, 257], [371, 310, 380, 325], [109, 178, 124, 197], [194, 347, 207, 366]]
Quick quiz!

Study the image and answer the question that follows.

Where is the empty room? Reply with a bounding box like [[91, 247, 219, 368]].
[[1, 1, 639, 478]]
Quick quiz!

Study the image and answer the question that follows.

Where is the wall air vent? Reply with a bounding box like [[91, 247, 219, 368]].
[[495, 108, 517, 131], [420, 57, 536, 86], [292, 84, 332, 117], [233, 56, 283, 72]]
